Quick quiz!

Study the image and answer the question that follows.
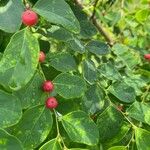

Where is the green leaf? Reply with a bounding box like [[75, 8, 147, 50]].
[[14, 72, 46, 109], [66, 37, 85, 53], [135, 9, 149, 22], [0, 0, 24, 33], [127, 101, 150, 125], [108, 82, 136, 103], [12, 105, 53, 149], [97, 106, 130, 144], [124, 74, 147, 96], [98, 62, 122, 80], [53, 73, 86, 99], [82, 60, 97, 84], [86, 40, 110, 55], [0, 129, 23, 150], [79, 20, 97, 39], [0, 28, 39, 91], [82, 84, 105, 114], [135, 128, 150, 150], [47, 26, 73, 42], [39, 138, 62, 150], [0, 90, 22, 128], [47, 52, 77, 72], [112, 44, 141, 69], [108, 146, 127, 150], [62, 111, 99, 145], [33, 0, 80, 33]]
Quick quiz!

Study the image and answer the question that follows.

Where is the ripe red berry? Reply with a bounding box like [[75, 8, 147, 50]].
[[42, 80, 54, 92], [46, 97, 58, 109], [39, 51, 46, 63], [21, 10, 38, 26], [144, 54, 150, 60]]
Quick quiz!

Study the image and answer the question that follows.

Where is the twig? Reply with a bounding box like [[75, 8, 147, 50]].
[[90, 0, 99, 20], [74, 0, 114, 46]]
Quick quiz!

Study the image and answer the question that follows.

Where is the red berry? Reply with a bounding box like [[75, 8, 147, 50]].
[[21, 10, 38, 26], [144, 54, 150, 60], [39, 51, 46, 63], [46, 97, 58, 109], [42, 80, 54, 92]]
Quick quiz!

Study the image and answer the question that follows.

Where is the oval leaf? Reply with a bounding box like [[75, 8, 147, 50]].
[[108, 82, 136, 103], [47, 52, 77, 72], [0, 129, 23, 150], [14, 72, 46, 109], [97, 106, 130, 145], [33, 0, 80, 33], [53, 73, 86, 99], [12, 105, 53, 149], [0, 0, 24, 33], [0, 28, 39, 91], [39, 138, 62, 150], [62, 111, 99, 146], [135, 127, 150, 150], [82, 60, 97, 84], [127, 101, 150, 126], [0, 90, 22, 128], [86, 40, 110, 55]]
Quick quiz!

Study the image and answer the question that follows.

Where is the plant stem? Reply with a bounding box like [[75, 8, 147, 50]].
[[90, 0, 99, 19], [74, 0, 114, 46], [53, 109, 67, 149]]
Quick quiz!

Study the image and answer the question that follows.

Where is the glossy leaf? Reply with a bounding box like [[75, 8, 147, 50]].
[[0, 129, 23, 150], [112, 44, 141, 69], [14, 72, 46, 109], [53, 73, 86, 99], [39, 138, 62, 150], [47, 52, 77, 72], [82, 60, 97, 84], [82, 84, 105, 114], [86, 40, 110, 55], [108, 82, 136, 103], [127, 101, 150, 125], [97, 106, 130, 144], [135, 127, 150, 150], [0, 90, 22, 128], [0, 0, 24, 33], [0, 28, 39, 91], [33, 0, 80, 33], [12, 105, 53, 149], [98, 62, 122, 80], [62, 111, 99, 145]]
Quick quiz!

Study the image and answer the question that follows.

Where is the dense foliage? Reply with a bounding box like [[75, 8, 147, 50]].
[[0, 0, 150, 150]]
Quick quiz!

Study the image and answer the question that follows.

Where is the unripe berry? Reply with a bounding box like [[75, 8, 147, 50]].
[[42, 80, 54, 92], [39, 51, 46, 63], [144, 54, 150, 60], [46, 97, 58, 109], [21, 10, 38, 26]]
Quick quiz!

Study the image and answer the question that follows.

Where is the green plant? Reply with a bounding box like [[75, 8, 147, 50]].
[[0, 0, 150, 150]]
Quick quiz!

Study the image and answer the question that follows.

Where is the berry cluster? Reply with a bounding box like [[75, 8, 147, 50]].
[[22, 9, 58, 109]]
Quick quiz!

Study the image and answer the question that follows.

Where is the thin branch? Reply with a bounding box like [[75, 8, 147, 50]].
[[74, 0, 114, 46], [90, 0, 99, 20]]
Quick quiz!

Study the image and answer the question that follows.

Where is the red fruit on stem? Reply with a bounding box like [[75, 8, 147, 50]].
[[42, 80, 54, 92], [39, 51, 46, 63], [144, 54, 150, 60], [46, 97, 58, 109], [21, 10, 38, 26]]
